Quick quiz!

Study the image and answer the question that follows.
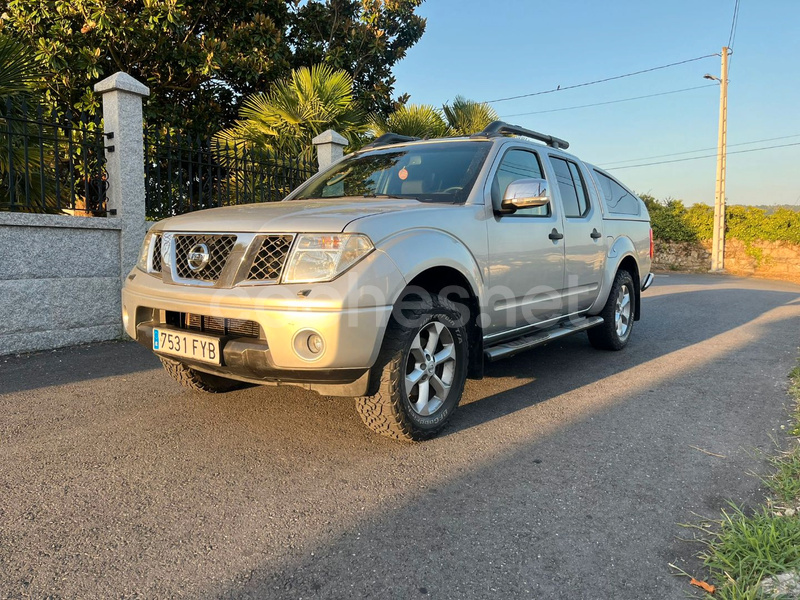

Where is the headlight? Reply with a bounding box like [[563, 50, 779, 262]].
[[282, 234, 374, 283], [136, 231, 156, 272]]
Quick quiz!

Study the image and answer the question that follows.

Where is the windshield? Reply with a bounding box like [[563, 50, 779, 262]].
[[292, 141, 491, 203]]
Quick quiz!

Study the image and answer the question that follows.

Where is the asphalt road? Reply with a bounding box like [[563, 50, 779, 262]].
[[2, 273, 800, 599]]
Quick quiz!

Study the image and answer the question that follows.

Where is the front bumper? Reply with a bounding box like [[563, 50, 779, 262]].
[[136, 323, 370, 395], [122, 265, 398, 394]]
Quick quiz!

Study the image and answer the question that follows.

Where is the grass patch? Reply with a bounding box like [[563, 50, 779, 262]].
[[763, 449, 800, 506], [699, 505, 800, 599], [681, 360, 800, 599], [791, 364, 800, 436]]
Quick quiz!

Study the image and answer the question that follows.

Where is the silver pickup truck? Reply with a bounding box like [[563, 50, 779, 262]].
[[123, 121, 653, 441]]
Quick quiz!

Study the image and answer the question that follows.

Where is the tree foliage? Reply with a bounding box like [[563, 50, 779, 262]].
[[443, 95, 498, 136], [288, 0, 426, 116], [0, 34, 56, 209], [215, 64, 366, 163], [369, 103, 449, 139], [641, 195, 700, 242], [642, 194, 800, 244], [368, 96, 498, 139], [0, 33, 41, 98], [0, 0, 426, 136], [726, 205, 800, 244], [218, 68, 498, 162], [0, 0, 294, 136], [683, 203, 714, 240]]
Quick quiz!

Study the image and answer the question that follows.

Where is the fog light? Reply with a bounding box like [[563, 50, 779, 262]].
[[307, 333, 323, 354], [292, 329, 325, 361]]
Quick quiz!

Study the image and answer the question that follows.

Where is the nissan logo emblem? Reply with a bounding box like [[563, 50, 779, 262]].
[[186, 243, 210, 271]]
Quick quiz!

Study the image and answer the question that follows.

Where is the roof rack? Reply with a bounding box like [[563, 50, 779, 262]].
[[474, 120, 569, 150], [362, 133, 421, 149]]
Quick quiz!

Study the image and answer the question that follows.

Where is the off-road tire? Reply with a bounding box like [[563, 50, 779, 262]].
[[355, 294, 469, 442], [587, 269, 636, 351], [159, 357, 246, 393]]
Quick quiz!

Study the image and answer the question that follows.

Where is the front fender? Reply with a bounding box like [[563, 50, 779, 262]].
[[378, 229, 486, 308], [588, 235, 640, 316]]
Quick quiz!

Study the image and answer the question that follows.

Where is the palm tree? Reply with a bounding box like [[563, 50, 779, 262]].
[[442, 96, 498, 136], [215, 64, 366, 163], [368, 104, 449, 139], [0, 34, 54, 211], [368, 96, 499, 141]]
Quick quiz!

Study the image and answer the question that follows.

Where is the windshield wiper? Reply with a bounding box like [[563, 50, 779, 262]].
[[362, 193, 409, 199]]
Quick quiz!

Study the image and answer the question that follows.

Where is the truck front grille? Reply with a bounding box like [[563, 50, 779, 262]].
[[166, 311, 260, 339], [174, 234, 236, 282], [247, 235, 294, 282], [151, 233, 163, 274]]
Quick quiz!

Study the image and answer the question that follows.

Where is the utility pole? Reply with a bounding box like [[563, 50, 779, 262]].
[[707, 47, 730, 272]]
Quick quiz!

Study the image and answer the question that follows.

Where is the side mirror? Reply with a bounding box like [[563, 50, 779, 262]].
[[498, 178, 550, 214]]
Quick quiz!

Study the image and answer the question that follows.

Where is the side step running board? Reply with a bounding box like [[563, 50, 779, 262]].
[[484, 316, 605, 362]]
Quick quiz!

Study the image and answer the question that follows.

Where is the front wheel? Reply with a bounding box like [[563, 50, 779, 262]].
[[355, 295, 469, 441], [587, 269, 636, 351]]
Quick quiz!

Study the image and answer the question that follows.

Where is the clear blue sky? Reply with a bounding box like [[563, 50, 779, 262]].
[[392, 0, 800, 206]]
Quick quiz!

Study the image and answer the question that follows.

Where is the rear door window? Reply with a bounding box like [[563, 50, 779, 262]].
[[550, 156, 590, 218]]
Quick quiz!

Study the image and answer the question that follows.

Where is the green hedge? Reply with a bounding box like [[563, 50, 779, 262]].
[[641, 195, 800, 244]]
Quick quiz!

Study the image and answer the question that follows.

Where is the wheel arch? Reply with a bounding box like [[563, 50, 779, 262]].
[[589, 235, 643, 320], [379, 229, 485, 300], [617, 255, 641, 321], [398, 265, 484, 380]]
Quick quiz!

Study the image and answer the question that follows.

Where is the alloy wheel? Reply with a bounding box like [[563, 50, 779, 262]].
[[404, 321, 457, 416], [615, 284, 632, 339]]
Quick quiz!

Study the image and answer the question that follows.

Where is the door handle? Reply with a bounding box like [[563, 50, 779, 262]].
[[548, 228, 564, 241], [590, 228, 602, 240]]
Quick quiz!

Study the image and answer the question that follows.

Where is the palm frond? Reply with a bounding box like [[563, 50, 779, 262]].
[[0, 36, 60, 211], [214, 64, 365, 163], [443, 96, 498, 136], [368, 104, 449, 139], [0, 35, 41, 99]]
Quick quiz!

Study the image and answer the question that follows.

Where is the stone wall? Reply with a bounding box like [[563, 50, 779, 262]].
[[0, 213, 124, 355], [0, 73, 150, 357], [653, 240, 711, 272], [654, 239, 800, 284]]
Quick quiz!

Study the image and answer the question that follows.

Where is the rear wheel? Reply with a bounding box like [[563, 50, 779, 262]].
[[355, 294, 468, 441], [587, 269, 635, 351], [159, 357, 246, 393]]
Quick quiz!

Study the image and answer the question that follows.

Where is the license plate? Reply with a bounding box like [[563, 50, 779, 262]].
[[152, 328, 222, 365]]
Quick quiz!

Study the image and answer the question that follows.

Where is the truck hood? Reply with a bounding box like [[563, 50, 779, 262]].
[[154, 198, 429, 233]]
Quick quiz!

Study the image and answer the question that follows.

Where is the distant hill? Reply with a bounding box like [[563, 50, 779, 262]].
[[729, 204, 800, 213]]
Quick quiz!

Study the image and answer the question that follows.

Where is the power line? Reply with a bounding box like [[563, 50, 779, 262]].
[[725, 0, 741, 76], [600, 134, 800, 167], [728, 0, 741, 49], [500, 85, 717, 118], [605, 141, 800, 170], [483, 53, 719, 104]]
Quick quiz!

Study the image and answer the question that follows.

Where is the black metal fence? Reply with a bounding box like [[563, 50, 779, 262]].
[[144, 131, 315, 220], [0, 99, 108, 215]]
